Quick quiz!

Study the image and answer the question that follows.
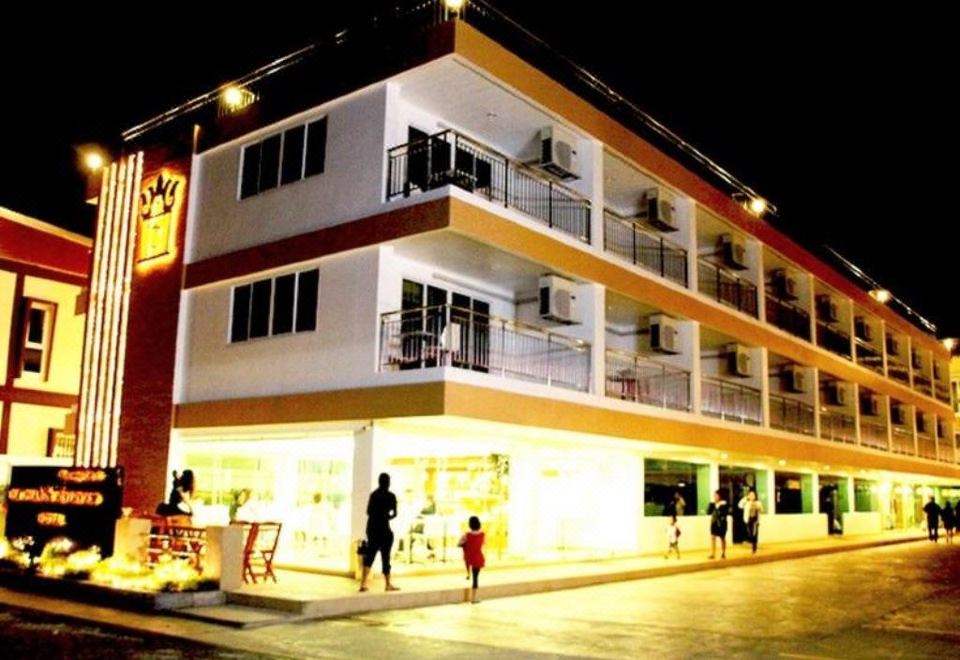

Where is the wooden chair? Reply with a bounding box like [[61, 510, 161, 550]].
[[242, 522, 282, 584]]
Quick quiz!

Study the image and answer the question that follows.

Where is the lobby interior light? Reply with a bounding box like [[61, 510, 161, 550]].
[[444, 0, 466, 10], [778, 459, 787, 466], [869, 289, 892, 304]]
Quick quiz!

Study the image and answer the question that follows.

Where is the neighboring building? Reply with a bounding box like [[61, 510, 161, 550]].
[[0, 207, 90, 485], [85, 2, 957, 574]]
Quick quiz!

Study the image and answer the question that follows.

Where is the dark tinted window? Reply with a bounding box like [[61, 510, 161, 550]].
[[295, 269, 319, 332], [27, 308, 45, 343], [258, 134, 281, 191], [230, 285, 251, 343], [272, 274, 296, 335], [249, 279, 272, 339], [280, 126, 305, 185], [240, 143, 261, 199], [304, 118, 327, 177]]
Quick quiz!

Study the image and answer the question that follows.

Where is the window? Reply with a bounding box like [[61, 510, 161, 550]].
[[230, 269, 319, 343], [239, 117, 328, 199], [19, 299, 57, 380], [644, 459, 700, 517]]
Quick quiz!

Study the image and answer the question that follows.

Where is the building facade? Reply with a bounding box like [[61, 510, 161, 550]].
[[0, 207, 90, 496], [92, 6, 957, 575]]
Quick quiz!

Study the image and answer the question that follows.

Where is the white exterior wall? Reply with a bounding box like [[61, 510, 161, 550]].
[[187, 85, 390, 263]]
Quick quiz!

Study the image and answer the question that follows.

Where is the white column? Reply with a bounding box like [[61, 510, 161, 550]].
[[351, 424, 382, 560], [760, 348, 771, 428], [690, 322, 703, 414], [588, 138, 604, 252], [811, 473, 821, 515]]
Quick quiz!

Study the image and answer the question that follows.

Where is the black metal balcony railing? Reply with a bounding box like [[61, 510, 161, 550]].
[[816, 322, 852, 360], [603, 210, 688, 287], [379, 304, 591, 392], [769, 393, 815, 436], [917, 436, 937, 461], [820, 411, 856, 444], [697, 259, 759, 318], [387, 130, 591, 243], [701, 377, 762, 425], [934, 382, 951, 404], [765, 296, 811, 341], [887, 358, 910, 385], [604, 349, 691, 412], [860, 421, 889, 451], [891, 427, 915, 456], [855, 340, 884, 374], [912, 373, 933, 397]]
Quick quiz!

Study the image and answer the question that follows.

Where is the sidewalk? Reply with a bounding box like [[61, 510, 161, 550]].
[[0, 529, 926, 638]]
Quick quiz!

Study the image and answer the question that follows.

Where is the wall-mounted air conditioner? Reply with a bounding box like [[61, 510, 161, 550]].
[[771, 268, 798, 300], [538, 275, 578, 324], [637, 187, 678, 232], [816, 294, 839, 323], [719, 234, 748, 270], [726, 343, 752, 378], [886, 335, 900, 357], [891, 402, 906, 426], [854, 316, 874, 343], [782, 364, 806, 393], [860, 393, 879, 417], [649, 314, 681, 354], [539, 126, 579, 181], [824, 381, 847, 407]]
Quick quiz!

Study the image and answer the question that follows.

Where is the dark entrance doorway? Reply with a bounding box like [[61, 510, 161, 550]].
[[819, 475, 846, 535], [719, 466, 757, 544]]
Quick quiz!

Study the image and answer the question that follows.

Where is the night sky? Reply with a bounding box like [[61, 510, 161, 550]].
[[2, 3, 956, 337]]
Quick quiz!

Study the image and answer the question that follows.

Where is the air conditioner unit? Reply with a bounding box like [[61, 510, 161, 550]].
[[824, 381, 847, 407], [916, 413, 927, 434], [782, 364, 806, 393], [719, 234, 748, 270], [440, 322, 462, 352], [771, 268, 798, 300], [538, 275, 578, 324], [854, 317, 873, 343], [859, 393, 879, 417], [911, 350, 923, 370], [886, 335, 900, 357], [726, 343, 752, 378], [816, 294, 839, 323], [891, 403, 906, 426], [539, 125, 579, 181], [649, 314, 681, 354], [637, 187, 678, 232]]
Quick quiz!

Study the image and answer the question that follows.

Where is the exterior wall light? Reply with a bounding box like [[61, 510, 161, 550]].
[[748, 197, 767, 215], [943, 338, 956, 352], [869, 289, 892, 304], [83, 151, 105, 173]]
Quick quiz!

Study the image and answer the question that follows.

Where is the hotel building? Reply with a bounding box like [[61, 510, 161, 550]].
[[83, 2, 958, 574]]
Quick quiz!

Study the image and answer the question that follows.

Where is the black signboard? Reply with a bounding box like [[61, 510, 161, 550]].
[[4, 466, 124, 557]]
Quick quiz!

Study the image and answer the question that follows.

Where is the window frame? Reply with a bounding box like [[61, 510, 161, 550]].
[[228, 269, 320, 344], [19, 298, 57, 382], [237, 115, 328, 200]]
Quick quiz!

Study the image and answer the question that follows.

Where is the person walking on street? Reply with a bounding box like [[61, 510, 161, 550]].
[[707, 489, 729, 559], [664, 515, 681, 559], [738, 488, 763, 554], [359, 473, 400, 592], [923, 496, 942, 543], [942, 502, 956, 544], [458, 516, 485, 603]]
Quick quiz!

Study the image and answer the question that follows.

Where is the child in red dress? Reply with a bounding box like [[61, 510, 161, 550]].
[[459, 515, 485, 603]]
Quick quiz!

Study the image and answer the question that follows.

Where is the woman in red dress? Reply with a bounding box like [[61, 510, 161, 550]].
[[459, 515, 485, 603]]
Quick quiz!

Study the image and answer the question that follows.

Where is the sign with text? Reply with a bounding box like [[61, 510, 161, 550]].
[[4, 466, 124, 556]]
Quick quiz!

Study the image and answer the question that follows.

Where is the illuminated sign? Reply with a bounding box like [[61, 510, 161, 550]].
[[137, 170, 185, 267], [5, 466, 123, 556]]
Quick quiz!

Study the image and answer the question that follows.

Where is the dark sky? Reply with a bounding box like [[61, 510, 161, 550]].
[[1, 3, 956, 337]]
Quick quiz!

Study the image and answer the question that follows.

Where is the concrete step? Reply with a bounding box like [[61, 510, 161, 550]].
[[173, 604, 302, 629]]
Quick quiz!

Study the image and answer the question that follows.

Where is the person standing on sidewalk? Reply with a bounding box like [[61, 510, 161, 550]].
[[923, 496, 942, 543], [359, 473, 400, 592], [707, 489, 729, 559], [664, 515, 681, 559], [459, 516, 485, 603], [738, 488, 763, 554], [942, 502, 955, 544]]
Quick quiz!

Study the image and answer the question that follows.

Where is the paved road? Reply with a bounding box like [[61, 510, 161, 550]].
[[245, 540, 960, 658]]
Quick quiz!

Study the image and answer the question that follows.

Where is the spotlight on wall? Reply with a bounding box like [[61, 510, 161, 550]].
[[748, 197, 767, 215], [943, 337, 956, 352], [869, 289, 892, 304], [83, 150, 105, 173]]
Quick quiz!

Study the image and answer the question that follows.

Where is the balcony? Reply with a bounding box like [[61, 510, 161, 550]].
[[698, 259, 758, 318], [769, 393, 815, 436], [604, 349, 691, 412], [917, 435, 937, 461], [938, 439, 956, 464], [887, 358, 909, 385], [891, 427, 915, 456], [855, 340, 883, 374], [816, 322, 852, 360], [765, 296, 811, 341], [820, 410, 856, 444], [860, 420, 888, 451], [387, 130, 591, 243], [603, 210, 688, 287], [935, 382, 951, 404], [913, 373, 933, 397], [701, 377, 762, 425], [379, 304, 591, 392]]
